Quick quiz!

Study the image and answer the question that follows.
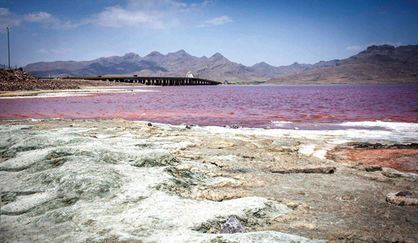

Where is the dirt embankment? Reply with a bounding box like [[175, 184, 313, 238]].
[[0, 69, 143, 91]]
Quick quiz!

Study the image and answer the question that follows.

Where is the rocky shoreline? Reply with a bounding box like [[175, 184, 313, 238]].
[[0, 119, 417, 242], [0, 69, 144, 91]]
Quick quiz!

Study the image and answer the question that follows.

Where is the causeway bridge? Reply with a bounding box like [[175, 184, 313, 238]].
[[63, 76, 221, 86]]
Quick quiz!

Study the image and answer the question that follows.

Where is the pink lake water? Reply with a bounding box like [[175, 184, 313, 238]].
[[0, 84, 417, 129]]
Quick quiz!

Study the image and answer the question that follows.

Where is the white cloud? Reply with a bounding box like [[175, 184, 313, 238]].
[[24, 11, 79, 29], [199, 15, 232, 27], [127, 0, 187, 10], [346, 45, 363, 51], [92, 5, 166, 28], [24, 11, 52, 22], [188, 0, 213, 8], [201, 0, 213, 7], [91, 0, 211, 29], [36, 47, 74, 55], [0, 8, 22, 29], [36, 48, 49, 54], [0, 8, 78, 30], [0, 1, 212, 31]]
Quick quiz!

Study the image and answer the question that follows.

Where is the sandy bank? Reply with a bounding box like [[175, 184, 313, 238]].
[[0, 119, 417, 242]]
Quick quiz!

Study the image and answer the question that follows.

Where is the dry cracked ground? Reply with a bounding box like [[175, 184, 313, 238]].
[[0, 119, 417, 242]]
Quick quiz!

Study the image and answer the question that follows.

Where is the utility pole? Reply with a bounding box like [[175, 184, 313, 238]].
[[7, 26, 10, 69]]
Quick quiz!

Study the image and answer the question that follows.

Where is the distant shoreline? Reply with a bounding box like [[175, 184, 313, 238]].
[[3, 80, 418, 94], [1, 82, 417, 98]]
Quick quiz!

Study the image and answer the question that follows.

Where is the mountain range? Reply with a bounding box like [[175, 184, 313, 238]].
[[24, 44, 418, 84], [268, 45, 418, 84]]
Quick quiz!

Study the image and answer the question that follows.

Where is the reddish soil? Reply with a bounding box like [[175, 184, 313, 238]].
[[328, 143, 417, 173]]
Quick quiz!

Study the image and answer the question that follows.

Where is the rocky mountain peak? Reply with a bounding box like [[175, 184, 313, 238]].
[[347, 44, 399, 64], [355, 45, 397, 59], [209, 52, 227, 61], [168, 49, 192, 58], [144, 51, 165, 62], [122, 53, 142, 62], [365, 44, 395, 53], [252, 62, 271, 68], [175, 49, 188, 55], [124, 52, 140, 58], [146, 51, 164, 57]]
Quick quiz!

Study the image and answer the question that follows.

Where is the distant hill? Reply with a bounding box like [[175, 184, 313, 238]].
[[267, 45, 418, 84], [24, 45, 418, 84], [24, 50, 337, 82]]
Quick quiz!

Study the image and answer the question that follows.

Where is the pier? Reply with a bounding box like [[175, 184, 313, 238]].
[[63, 76, 221, 86]]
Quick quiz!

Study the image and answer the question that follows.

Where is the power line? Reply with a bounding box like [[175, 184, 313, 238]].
[[7, 26, 10, 69]]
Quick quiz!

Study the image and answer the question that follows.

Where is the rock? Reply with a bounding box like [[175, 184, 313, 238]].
[[219, 217, 246, 234], [352, 163, 382, 172], [348, 142, 418, 149], [291, 221, 318, 230], [386, 191, 418, 206], [270, 166, 336, 174], [396, 191, 413, 197], [381, 168, 417, 181]]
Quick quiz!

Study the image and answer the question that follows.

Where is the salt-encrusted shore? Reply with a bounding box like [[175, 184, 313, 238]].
[[0, 119, 417, 242], [0, 87, 156, 99]]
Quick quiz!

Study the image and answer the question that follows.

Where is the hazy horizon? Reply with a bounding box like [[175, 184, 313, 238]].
[[1, 0, 418, 67]]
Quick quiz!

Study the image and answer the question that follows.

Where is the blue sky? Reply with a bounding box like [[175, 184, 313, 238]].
[[1, 0, 417, 67]]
